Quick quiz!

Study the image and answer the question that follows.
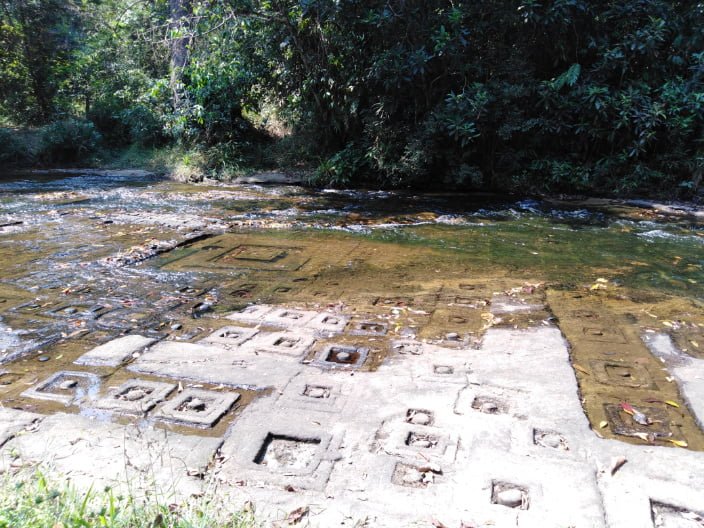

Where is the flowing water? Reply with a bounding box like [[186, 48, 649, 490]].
[[0, 169, 703, 446]]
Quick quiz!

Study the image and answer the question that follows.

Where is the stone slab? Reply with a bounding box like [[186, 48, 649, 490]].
[[306, 311, 350, 335], [225, 304, 274, 325], [276, 372, 350, 414], [200, 326, 259, 348], [128, 341, 302, 390], [0, 412, 221, 500], [246, 330, 316, 358], [643, 333, 704, 430], [261, 307, 317, 328], [373, 420, 458, 465], [0, 407, 42, 447], [74, 335, 157, 367]]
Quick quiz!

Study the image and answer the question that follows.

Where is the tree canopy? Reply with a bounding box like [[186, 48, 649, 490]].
[[1, 0, 703, 196]]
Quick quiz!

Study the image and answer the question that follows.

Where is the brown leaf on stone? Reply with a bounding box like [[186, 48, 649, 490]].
[[186, 468, 205, 479], [286, 506, 309, 525], [610, 456, 627, 476], [573, 363, 590, 375]]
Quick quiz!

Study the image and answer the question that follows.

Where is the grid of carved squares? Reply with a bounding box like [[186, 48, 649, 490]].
[[22, 372, 238, 429], [388, 407, 536, 512]]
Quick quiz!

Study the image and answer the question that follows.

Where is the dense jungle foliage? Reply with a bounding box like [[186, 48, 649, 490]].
[[1, 0, 703, 196]]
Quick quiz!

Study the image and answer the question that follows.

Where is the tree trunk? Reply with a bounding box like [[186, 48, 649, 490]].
[[169, 0, 192, 110]]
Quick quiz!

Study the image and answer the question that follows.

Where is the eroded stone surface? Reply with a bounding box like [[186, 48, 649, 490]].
[[0, 412, 221, 499], [74, 335, 157, 367], [0, 407, 42, 447], [128, 341, 302, 390]]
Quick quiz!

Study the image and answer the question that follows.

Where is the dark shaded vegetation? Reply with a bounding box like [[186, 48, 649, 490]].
[[1, 0, 703, 197]]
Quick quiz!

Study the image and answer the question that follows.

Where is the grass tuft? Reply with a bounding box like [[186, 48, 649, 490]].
[[0, 470, 257, 528]]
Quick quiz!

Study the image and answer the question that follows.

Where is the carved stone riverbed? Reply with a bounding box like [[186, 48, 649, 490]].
[[1, 169, 703, 527]]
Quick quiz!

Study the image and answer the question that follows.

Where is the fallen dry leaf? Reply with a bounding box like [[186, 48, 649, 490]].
[[620, 402, 635, 415], [610, 456, 627, 476], [633, 432, 656, 443], [667, 439, 688, 448], [573, 364, 590, 375], [286, 506, 309, 525]]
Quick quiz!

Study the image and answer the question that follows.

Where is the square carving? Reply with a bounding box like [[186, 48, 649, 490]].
[[311, 344, 369, 369], [591, 360, 657, 390], [94, 379, 176, 415], [307, 312, 350, 334], [373, 296, 414, 308], [220, 421, 340, 491], [254, 434, 322, 471], [249, 331, 316, 357], [48, 303, 110, 320], [581, 326, 627, 343], [651, 500, 704, 527], [392, 462, 442, 488], [391, 340, 423, 355], [405, 431, 440, 449], [0, 372, 22, 388], [406, 408, 434, 426], [303, 384, 331, 399], [262, 308, 317, 328], [275, 377, 346, 414], [22, 371, 100, 405], [203, 326, 259, 348], [220, 245, 287, 263], [229, 283, 258, 299], [570, 310, 599, 319], [211, 244, 309, 271], [433, 365, 454, 375], [533, 429, 569, 451], [603, 404, 673, 440], [472, 396, 507, 415], [226, 304, 274, 324], [154, 388, 239, 428], [491, 481, 530, 510], [348, 320, 388, 336]]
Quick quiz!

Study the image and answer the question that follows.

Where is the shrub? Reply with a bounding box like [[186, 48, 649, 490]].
[[38, 118, 101, 163], [87, 99, 130, 145], [0, 128, 29, 163]]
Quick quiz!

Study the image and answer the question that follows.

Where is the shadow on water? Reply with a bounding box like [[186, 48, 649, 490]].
[[0, 169, 164, 194]]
